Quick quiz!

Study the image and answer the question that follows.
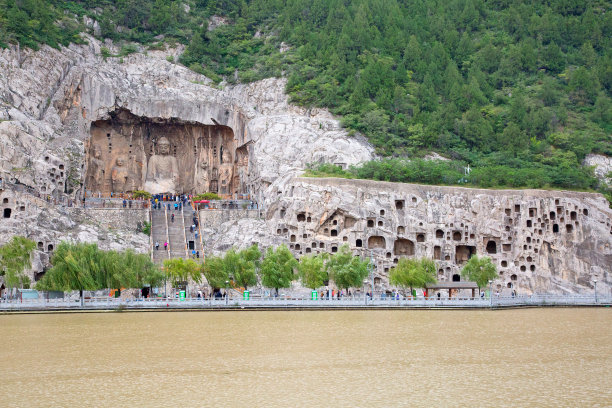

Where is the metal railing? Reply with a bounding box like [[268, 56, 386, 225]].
[[1, 294, 610, 310]]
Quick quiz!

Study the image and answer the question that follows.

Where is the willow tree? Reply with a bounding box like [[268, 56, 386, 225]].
[[163, 258, 203, 287], [326, 245, 370, 292], [38, 242, 163, 304], [223, 245, 261, 291], [389, 257, 437, 297], [460, 255, 497, 294], [260, 245, 298, 296], [0, 236, 36, 295], [297, 254, 327, 291], [201, 255, 228, 290], [37, 242, 102, 305]]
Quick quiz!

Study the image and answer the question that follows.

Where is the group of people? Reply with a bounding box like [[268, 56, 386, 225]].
[[152, 194, 191, 210], [154, 241, 168, 250]]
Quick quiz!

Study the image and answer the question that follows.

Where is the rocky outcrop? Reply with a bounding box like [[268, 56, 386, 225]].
[[0, 37, 609, 295], [584, 154, 612, 185], [200, 177, 612, 295], [0, 36, 372, 268]]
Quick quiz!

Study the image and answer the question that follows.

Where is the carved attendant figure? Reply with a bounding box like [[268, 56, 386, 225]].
[[111, 156, 129, 192], [87, 145, 104, 192], [219, 147, 233, 195], [145, 137, 179, 194], [196, 160, 209, 192]]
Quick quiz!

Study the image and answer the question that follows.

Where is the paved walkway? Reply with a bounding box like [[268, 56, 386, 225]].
[[1, 295, 610, 312]]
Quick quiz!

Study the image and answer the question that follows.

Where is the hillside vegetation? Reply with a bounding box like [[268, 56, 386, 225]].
[[1, 0, 610, 193]]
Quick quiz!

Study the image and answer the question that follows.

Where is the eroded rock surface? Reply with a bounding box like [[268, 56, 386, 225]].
[[0, 38, 610, 295], [201, 177, 612, 295]]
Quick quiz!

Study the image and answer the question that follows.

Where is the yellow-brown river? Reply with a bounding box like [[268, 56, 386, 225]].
[[0, 309, 610, 407]]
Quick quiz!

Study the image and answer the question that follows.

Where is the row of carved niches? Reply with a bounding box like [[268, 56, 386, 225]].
[[85, 111, 248, 195]]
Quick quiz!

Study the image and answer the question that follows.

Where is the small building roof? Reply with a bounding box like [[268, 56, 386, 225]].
[[425, 281, 479, 289]]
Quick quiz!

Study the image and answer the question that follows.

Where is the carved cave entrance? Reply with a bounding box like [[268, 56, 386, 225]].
[[85, 110, 249, 196]]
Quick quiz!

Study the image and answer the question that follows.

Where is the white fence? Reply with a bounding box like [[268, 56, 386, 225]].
[[1, 294, 610, 311]]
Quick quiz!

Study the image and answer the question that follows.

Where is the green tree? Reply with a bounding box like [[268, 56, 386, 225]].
[[389, 257, 436, 296], [326, 245, 370, 291], [460, 255, 497, 293], [223, 245, 261, 290], [37, 242, 162, 304], [298, 254, 327, 290], [260, 245, 298, 296], [163, 257, 202, 287], [36, 242, 102, 304], [201, 255, 228, 290], [0, 236, 36, 293]]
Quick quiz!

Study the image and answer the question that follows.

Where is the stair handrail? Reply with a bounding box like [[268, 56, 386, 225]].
[[164, 203, 170, 260], [192, 199, 205, 263], [148, 205, 153, 262], [180, 202, 189, 258]]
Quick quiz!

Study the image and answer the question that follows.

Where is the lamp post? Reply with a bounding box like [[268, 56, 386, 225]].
[[363, 279, 368, 306], [594, 279, 598, 304], [225, 280, 229, 305], [488, 280, 493, 307]]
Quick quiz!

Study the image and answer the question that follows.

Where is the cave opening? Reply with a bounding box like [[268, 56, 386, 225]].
[[455, 245, 476, 265], [393, 238, 414, 256], [85, 109, 249, 196]]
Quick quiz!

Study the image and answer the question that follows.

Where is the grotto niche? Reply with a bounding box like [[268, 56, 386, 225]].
[[84, 110, 249, 195]]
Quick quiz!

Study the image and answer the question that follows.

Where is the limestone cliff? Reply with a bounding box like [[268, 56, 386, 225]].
[[0, 37, 610, 295]]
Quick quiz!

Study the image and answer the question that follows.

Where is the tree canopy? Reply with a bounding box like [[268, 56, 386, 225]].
[[460, 255, 498, 289], [201, 255, 228, 290], [163, 257, 203, 287], [37, 242, 163, 293], [326, 245, 370, 290], [0, 236, 36, 290], [297, 254, 327, 290], [223, 244, 261, 290], [389, 257, 437, 294], [1, 0, 610, 194], [260, 245, 298, 294]]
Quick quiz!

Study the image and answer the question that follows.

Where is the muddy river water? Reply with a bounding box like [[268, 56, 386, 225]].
[[0, 309, 610, 407]]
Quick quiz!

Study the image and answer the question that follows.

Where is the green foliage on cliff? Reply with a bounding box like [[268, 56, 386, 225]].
[[306, 156, 600, 191], [37, 241, 163, 291], [0, 236, 36, 290], [1, 0, 610, 192]]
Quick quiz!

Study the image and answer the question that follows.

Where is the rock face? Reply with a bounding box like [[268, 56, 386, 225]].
[[584, 154, 612, 185], [0, 36, 372, 283], [0, 37, 610, 295], [200, 177, 612, 295]]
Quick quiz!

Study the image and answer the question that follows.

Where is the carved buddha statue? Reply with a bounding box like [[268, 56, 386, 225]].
[[111, 156, 129, 192], [144, 137, 179, 194]]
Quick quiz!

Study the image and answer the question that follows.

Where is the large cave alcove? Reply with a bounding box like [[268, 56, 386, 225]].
[[84, 109, 249, 196]]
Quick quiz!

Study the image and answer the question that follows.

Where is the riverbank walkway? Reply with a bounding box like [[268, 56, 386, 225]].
[[1, 294, 610, 312]]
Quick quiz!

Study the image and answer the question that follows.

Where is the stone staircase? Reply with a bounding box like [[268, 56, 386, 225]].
[[149, 202, 205, 264], [183, 206, 203, 259], [167, 206, 188, 259], [151, 207, 169, 264]]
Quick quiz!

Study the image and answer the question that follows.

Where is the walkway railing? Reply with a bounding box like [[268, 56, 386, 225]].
[[1, 294, 610, 310]]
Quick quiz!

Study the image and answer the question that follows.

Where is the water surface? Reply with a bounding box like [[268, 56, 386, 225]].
[[0, 309, 610, 407]]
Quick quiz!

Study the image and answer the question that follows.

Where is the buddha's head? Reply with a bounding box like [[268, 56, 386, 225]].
[[158, 137, 171, 155]]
